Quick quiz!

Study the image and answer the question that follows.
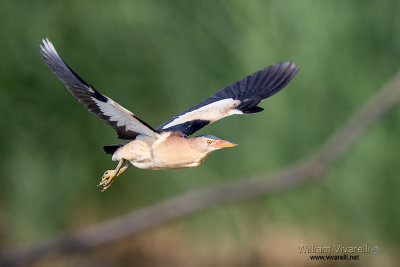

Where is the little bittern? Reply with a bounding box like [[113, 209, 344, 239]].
[[40, 39, 298, 191]]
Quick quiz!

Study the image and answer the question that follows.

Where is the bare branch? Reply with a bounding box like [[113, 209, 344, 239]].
[[2, 71, 400, 267]]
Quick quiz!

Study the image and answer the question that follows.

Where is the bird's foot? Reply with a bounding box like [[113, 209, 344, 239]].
[[98, 170, 117, 191]]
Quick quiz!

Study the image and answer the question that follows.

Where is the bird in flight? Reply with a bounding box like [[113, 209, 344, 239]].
[[40, 39, 298, 191]]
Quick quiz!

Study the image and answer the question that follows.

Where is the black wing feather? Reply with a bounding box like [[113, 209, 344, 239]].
[[40, 39, 158, 140], [157, 62, 298, 135]]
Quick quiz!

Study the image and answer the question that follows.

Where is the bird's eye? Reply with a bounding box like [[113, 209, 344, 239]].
[[207, 140, 213, 145]]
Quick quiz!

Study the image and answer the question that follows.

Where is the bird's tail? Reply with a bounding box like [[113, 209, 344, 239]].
[[103, 144, 124, 155]]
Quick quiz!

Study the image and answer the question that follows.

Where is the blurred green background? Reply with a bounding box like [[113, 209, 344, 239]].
[[1, 0, 400, 266]]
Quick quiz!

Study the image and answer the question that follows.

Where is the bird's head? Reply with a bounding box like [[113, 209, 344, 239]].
[[191, 135, 237, 155]]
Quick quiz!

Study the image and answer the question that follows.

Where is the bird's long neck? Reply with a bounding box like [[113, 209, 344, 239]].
[[152, 132, 207, 165]]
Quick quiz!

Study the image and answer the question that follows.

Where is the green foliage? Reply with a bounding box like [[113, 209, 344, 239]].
[[1, 0, 400, 260]]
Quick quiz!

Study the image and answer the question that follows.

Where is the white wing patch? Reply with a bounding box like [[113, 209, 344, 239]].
[[162, 98, 243, 129], [93, 97, 159, 137]]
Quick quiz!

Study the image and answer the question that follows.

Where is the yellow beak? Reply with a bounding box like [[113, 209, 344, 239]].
[[215, 140, 238, 148]]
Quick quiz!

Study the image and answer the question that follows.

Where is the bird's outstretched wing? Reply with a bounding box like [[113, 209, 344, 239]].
[[40, 39, 158, 140], [157, 62, 299, 136]]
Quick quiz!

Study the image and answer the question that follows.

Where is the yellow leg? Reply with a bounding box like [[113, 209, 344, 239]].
[[98, 160, 131, 191], [116, 163, 131, 177]]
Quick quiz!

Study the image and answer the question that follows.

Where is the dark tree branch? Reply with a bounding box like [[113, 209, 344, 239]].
[[2, 71, 400, 267]]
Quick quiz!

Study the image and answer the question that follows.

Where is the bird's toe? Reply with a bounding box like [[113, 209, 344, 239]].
[[98, 170, 116, 191]]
